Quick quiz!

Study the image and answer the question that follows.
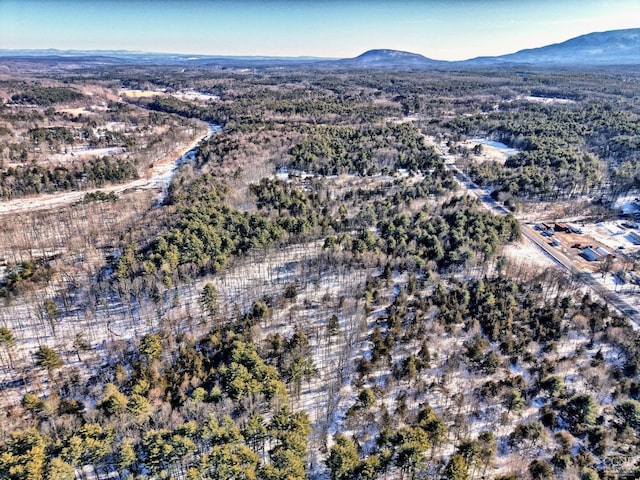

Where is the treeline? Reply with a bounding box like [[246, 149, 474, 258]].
[[118, 87, 462, 289], [250, 178, 332, 237], [288, 122, 448, 177], [144, 90, 400, 129], [0, 157, 138, 199], [118, 176, 285, 287], [22, 127, 128, 152], [28, 127, 75, 148], [266, 98, 400, 123], [10, 86, 84, 106], [0, 81, 200, 199], [146, 95, 227, 125], [377, 196, 520, 271]]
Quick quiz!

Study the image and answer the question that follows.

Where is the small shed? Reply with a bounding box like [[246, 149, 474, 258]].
[[581, 247, 601, 262]]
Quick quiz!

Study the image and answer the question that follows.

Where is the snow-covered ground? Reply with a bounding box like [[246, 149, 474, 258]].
[[466, 138, 520, 162], [56, 107, 102, 116], [45, 146, 126, 164], [519, 95, 576, 105], [0, 124, 217, 215], [580, 220, 640, 254], [120, 89, 166, 98], [502, 238, 557, 270], [613, 195, 640, 216], [120, 89, 219, 103], [176, 91, 220, 102]]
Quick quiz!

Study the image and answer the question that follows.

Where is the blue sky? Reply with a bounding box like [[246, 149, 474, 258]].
[[1, 0, 638, 60]]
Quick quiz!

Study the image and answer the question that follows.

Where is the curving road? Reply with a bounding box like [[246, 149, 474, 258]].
[[0, 123, 220, 216]]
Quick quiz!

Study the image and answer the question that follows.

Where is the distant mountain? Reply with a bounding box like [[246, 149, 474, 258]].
[[464, 28, 640, 66], [0, 49, 333, 68], [1, 29, 639, 69], [337, 49, 445, 68]]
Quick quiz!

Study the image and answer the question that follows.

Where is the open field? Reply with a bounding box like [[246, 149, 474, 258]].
[[119, 88, 166, 98], [462, 139, 519, 165]]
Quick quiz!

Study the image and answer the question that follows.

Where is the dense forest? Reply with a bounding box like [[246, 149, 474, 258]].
[[0, 64, 639, 480], [449, 101, 640, 200]]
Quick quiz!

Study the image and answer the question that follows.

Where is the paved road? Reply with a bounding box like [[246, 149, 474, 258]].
[[521, 225, 638, 318], [447, 163, 510, 215], [444, 156, 640, 325]]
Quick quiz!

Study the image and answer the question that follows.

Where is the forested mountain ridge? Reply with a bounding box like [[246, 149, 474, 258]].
[[339, 49, 446, 68], [464, 28, 640, 66]]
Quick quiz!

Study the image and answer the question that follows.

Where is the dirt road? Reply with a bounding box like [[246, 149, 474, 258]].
[[0, 124, 219, 215]]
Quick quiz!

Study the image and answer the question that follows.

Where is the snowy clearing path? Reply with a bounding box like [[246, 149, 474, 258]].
[[0, 124, 220, 215]]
